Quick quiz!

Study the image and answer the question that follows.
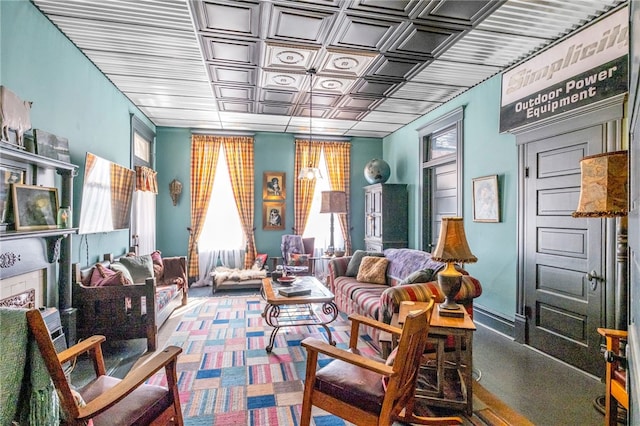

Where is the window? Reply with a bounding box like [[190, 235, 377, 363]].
[[302, 149, 345, 252], [198, 146, 245, 252], [130, 115, 156, 255]]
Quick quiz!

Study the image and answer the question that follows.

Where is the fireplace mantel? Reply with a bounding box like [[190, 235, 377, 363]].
[[0, 141, 77, 314]]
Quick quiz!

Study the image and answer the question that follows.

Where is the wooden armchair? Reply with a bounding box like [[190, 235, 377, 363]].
[[26, 308, 184, 426], [597, 328, 628, 426], [300, 300, 463, 426]]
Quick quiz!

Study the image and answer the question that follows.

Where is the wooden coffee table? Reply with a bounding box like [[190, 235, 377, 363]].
[[261, 276, 338, 352]]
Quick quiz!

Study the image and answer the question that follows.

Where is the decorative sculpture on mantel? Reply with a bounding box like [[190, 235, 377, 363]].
[[0, 86, 33, 148]]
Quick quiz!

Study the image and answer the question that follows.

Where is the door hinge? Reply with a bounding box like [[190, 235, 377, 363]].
[[525, 167, 529, 178]]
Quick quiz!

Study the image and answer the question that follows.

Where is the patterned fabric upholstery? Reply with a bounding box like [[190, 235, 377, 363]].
[[328, 248, 483, 349]]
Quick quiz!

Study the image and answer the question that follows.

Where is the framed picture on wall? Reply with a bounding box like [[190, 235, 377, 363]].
[[12, 184, 59, 231], [0, 162, 27, 225], [472, 175, 500, 222], [263, 201, 285, 230], [263, 171, 285, 200]]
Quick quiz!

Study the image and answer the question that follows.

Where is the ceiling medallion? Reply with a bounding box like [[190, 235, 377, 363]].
[[333, 56, 359, 70], [276, 50, 304, 64], [273, 74, 296, 86], [320, 79, 343, 90]]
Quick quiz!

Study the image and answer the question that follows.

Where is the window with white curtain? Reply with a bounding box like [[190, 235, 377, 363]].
[[197, 145, 245, 275], [303, 149, 345, 253], [131, 115, 156, 255]]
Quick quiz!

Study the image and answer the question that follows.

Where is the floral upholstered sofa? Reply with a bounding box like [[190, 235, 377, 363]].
[[327, 248, 482, 348]]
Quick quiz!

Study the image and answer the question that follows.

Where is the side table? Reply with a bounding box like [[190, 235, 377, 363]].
[[382, 301, 476, 415]]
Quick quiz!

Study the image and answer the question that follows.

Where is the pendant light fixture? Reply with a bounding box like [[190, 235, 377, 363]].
[[298, 68, 322, 180]]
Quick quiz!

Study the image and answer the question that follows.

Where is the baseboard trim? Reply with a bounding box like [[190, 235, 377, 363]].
[[473, 305, 515, 337]]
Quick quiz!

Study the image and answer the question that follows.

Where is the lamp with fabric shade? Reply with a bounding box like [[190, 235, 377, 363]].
[[572, 150, 628, 330], [431, 217, 477, 317], [320, 191, 347, 255]]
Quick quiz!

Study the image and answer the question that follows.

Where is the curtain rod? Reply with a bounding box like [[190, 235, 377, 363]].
[[190, 129, 256, 136], [294, 134, 352, 141]]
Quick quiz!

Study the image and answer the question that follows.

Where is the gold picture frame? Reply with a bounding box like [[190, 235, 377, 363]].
[[263, 201, 285, 230], [12, 184, 59, 231], [263, 171, 285, 200], [472, 175, 500, 223]]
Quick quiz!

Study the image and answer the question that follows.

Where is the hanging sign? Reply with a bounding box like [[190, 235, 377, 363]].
[[500, 6, 628, 132]]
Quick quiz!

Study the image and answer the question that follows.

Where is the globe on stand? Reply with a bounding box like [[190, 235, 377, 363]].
[[364, 159, 391, 184]]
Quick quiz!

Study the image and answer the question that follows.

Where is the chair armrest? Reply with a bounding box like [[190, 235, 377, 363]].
[[57, 335, 106, 364], [326, 256, 351, 292], [77, 346, 182, 420], [348, 313, 403, 336], [379, 284, 435, 324], [597, 328, 628, 340], [301, 337, 393, 376]]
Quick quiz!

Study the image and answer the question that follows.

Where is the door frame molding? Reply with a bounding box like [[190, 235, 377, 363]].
[[511, 94, 626, 343], [416, 106, 464, 251]]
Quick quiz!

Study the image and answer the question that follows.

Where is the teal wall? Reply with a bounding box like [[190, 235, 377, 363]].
[[384, 76, 518, 320], [1, 1, 155, 265], [155, 128, 382, 259]]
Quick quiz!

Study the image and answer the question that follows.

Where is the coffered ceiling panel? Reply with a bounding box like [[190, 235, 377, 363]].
[[31, 0, 626, 138]]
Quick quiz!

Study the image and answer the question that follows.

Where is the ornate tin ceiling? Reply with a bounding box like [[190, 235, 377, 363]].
[[32, 0, 625, 137]]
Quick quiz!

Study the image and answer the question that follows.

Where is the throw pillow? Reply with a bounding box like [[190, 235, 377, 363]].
[[151, 250, 164, 281], [401, 268, 436, 285], [252, 253, 268, 270], [346, 250, 384, 277], [289, 253, 309, 266], [356, 256, 389, 285], [109, 261, 135, 285], [119, 254, 154, 283], [89, 263, 128, 286]]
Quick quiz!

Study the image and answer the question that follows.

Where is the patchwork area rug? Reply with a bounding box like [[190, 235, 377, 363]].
[[147, 294, 532, 426]]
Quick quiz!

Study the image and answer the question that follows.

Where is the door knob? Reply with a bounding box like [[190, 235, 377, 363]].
[[586, 270, 604, 282]]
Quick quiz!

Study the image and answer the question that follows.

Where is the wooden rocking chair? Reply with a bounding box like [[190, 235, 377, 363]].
[[300, 299, 463, 426], [26, 308, 184, 425]]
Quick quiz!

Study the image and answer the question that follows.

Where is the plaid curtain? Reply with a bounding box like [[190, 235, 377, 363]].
[[110, 163, 135, 230], [188, 135, 221, 281], [293, 140, 322, 234], [223, 137, 256, 269], [322, 141, 352, 255], [85, 152, 98, 176], [135, 166, 158, 194]]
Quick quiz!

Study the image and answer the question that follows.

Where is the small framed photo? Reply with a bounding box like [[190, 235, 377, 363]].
[[263, 201, 285, 230], [263, 171, 285, 200], [0, 162, 27, 224], [12, 184, 59, 231], [472, 175, 500, 223]]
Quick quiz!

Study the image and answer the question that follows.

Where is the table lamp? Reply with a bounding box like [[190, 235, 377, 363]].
[[320, 191, 347, 255], [431, 217, 477, 317]]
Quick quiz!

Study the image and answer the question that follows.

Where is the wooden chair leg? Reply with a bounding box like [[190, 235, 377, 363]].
[[300, 351, 318, 426]]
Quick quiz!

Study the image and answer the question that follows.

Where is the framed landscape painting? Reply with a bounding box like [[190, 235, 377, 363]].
[[12, 184, 59, 231]]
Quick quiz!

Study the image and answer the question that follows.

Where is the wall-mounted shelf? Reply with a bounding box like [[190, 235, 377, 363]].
[[0, 141, 77, 173]]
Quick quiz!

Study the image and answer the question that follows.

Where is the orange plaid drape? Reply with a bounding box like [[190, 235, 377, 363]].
[[323, 141, 351, 255], [223, 137, 256, 269], [135, 165, 158, 194], [188, 135, 221, 280], [294, 140, 322, 234], [110, 163, 135, 230]]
